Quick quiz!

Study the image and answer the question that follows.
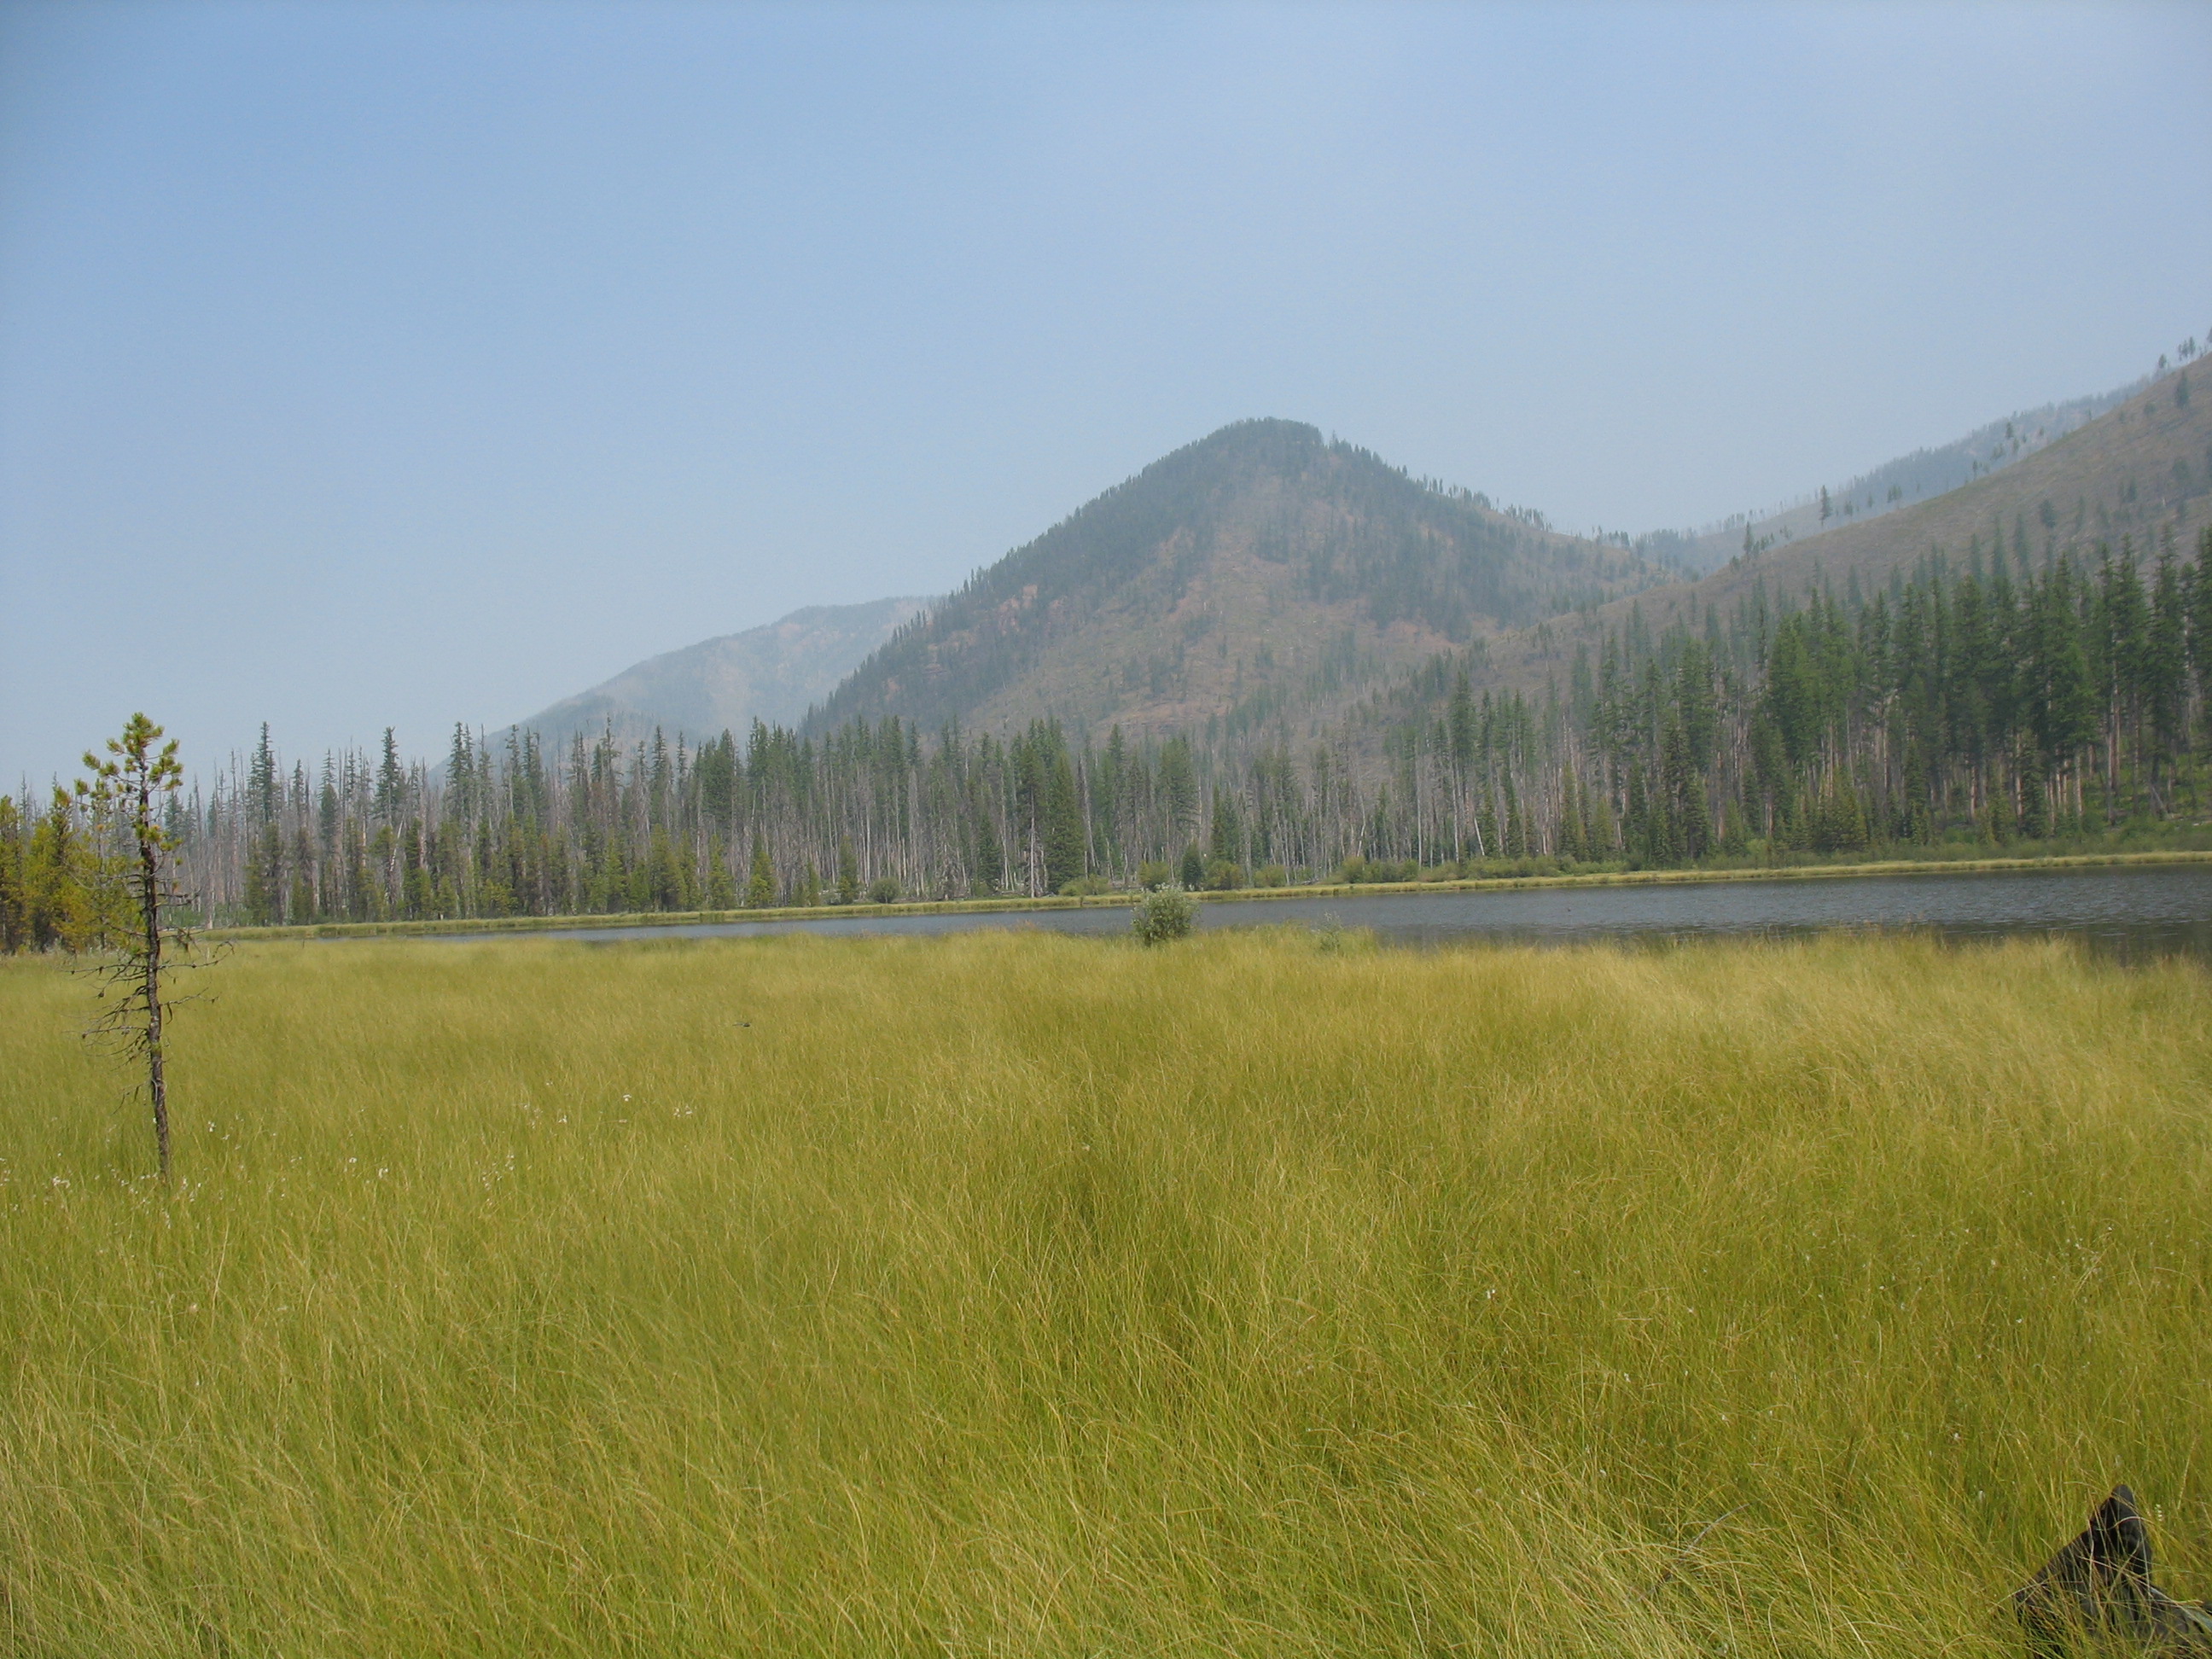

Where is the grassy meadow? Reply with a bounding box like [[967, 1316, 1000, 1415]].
[[2, 928, 2209, 1656]]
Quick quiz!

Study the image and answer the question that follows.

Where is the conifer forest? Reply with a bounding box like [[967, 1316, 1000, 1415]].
[[3, 527, 2208, 944]]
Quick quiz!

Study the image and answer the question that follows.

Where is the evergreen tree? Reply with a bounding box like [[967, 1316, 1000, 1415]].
[[1043, 739, 1085, 893], [75, 714, 194, 1178], [1179, 843, 1206, 888], [375, 728, 405, 825], [0, 796, 25, 952], [242, 823, 282, 927]]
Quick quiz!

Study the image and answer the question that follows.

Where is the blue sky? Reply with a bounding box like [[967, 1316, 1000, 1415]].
[[3, 1, 2208, 787]]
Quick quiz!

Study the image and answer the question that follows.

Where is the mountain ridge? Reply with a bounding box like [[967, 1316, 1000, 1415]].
[[509, 596, 929, 755], [1463, 361, 2212, 702], [1639, 378, 2152, 575], [807, 417, 1668, 748], [503, 364, 2199, 761]]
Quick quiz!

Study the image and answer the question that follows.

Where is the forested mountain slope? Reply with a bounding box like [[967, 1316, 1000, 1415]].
[[41, 375, 2212, 933], [1475, 362, 2212, 696], [807, 419, 1670, 746], [511, 597, 928, 754], [1650, 378, 2145, 574]]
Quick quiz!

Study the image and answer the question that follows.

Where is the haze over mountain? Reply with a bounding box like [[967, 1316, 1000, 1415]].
[[807, 419, 1668, 748], [1642, 377, 2151, 575], [1469, 359, 2211, 701], [511, 363, 2201, 765], [509, 597, 928, 754]]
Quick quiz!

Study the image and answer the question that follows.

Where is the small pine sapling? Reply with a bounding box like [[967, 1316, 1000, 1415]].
[[77, 714, 201, 1179]]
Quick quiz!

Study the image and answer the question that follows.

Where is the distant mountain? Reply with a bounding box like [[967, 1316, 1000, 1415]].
[[1643, 379, 2148, 575], [512, 597, 930, 753], [808, 418, 1670, 746], [1474, 361, 2211, 696]]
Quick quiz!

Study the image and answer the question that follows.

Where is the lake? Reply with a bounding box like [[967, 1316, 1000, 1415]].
[[516, 862, 2212, 962]]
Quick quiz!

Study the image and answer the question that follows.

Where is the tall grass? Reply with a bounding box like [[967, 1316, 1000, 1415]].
[[2, 930, 2207, 1656]]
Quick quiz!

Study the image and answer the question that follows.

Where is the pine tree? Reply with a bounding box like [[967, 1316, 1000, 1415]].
[[76, 715, 193, 1179], [706, 841, 736, 910], [1044, 740, 1085, 893], [0, 796, 24, 952], [1179, 843, 1206, 888], [289, 824, 317, 923], [2145, 548, 2188, 795], [242, 823, 282, 927], [375, 728, 405, 825]]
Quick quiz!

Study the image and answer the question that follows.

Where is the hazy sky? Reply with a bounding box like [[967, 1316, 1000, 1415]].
[[4, 1, 2208, 787]]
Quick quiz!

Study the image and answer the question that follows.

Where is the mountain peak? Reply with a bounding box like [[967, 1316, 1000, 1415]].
[[808, 422, 1667, 743]]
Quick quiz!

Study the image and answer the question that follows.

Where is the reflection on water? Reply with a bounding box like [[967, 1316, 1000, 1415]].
[[515, 863, 2212, 963]]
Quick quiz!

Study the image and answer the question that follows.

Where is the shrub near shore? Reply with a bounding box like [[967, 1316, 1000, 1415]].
[[2, 931, 2207, 1656]]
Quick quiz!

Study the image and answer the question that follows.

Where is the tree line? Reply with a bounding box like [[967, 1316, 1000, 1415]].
[[3, 524, 2207, 945]]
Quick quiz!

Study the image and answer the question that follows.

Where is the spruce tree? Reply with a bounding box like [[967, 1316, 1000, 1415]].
[[1179, 842, 1206, 888], [968, 808, 1002, 897], [375, 728, 405, 825], [706, 841, 736, 910], [1043, 743, 1085, 893]]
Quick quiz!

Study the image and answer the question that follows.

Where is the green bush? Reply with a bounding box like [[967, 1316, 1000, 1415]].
[[1057, 874, 1112, 897], [1202, 859, 1245, 891], [1130, 884, 1197, 945], [1254, 863, 1289, 888], [1134, 861, 1173, 890], [1311, 917, 1374, 953], [866, 876, 900, 905], [1340, 854, 1422, 884]]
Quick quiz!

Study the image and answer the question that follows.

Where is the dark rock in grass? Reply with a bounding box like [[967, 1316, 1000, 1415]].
[[2017, 1486, 2212, 1655]]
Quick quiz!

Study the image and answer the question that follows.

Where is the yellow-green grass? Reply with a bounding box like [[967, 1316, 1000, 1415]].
[[2, 931, 2207, 1656]]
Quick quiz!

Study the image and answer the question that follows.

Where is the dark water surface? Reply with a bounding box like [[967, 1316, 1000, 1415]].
[[511, 863, 2212, 963]]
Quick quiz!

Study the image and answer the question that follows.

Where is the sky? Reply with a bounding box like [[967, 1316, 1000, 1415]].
[[3, 2, 2209, 788]]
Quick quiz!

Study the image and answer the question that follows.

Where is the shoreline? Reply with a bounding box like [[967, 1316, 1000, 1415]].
[[201, 846, 2212, 944]]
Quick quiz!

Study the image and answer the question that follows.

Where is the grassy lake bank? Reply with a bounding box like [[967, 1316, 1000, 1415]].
[[200, 844, 2212, 944]]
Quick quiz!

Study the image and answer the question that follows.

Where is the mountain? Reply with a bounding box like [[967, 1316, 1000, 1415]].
[[1472, 361, 2211, 696], [512, 597, 929, 753], [807, 418, 1671, 746], [510, 367, 2204, 771], [1642, 379, 2148, 576]]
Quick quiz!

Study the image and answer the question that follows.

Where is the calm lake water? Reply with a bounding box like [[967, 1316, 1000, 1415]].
[[515, 863, 2212, 963]]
